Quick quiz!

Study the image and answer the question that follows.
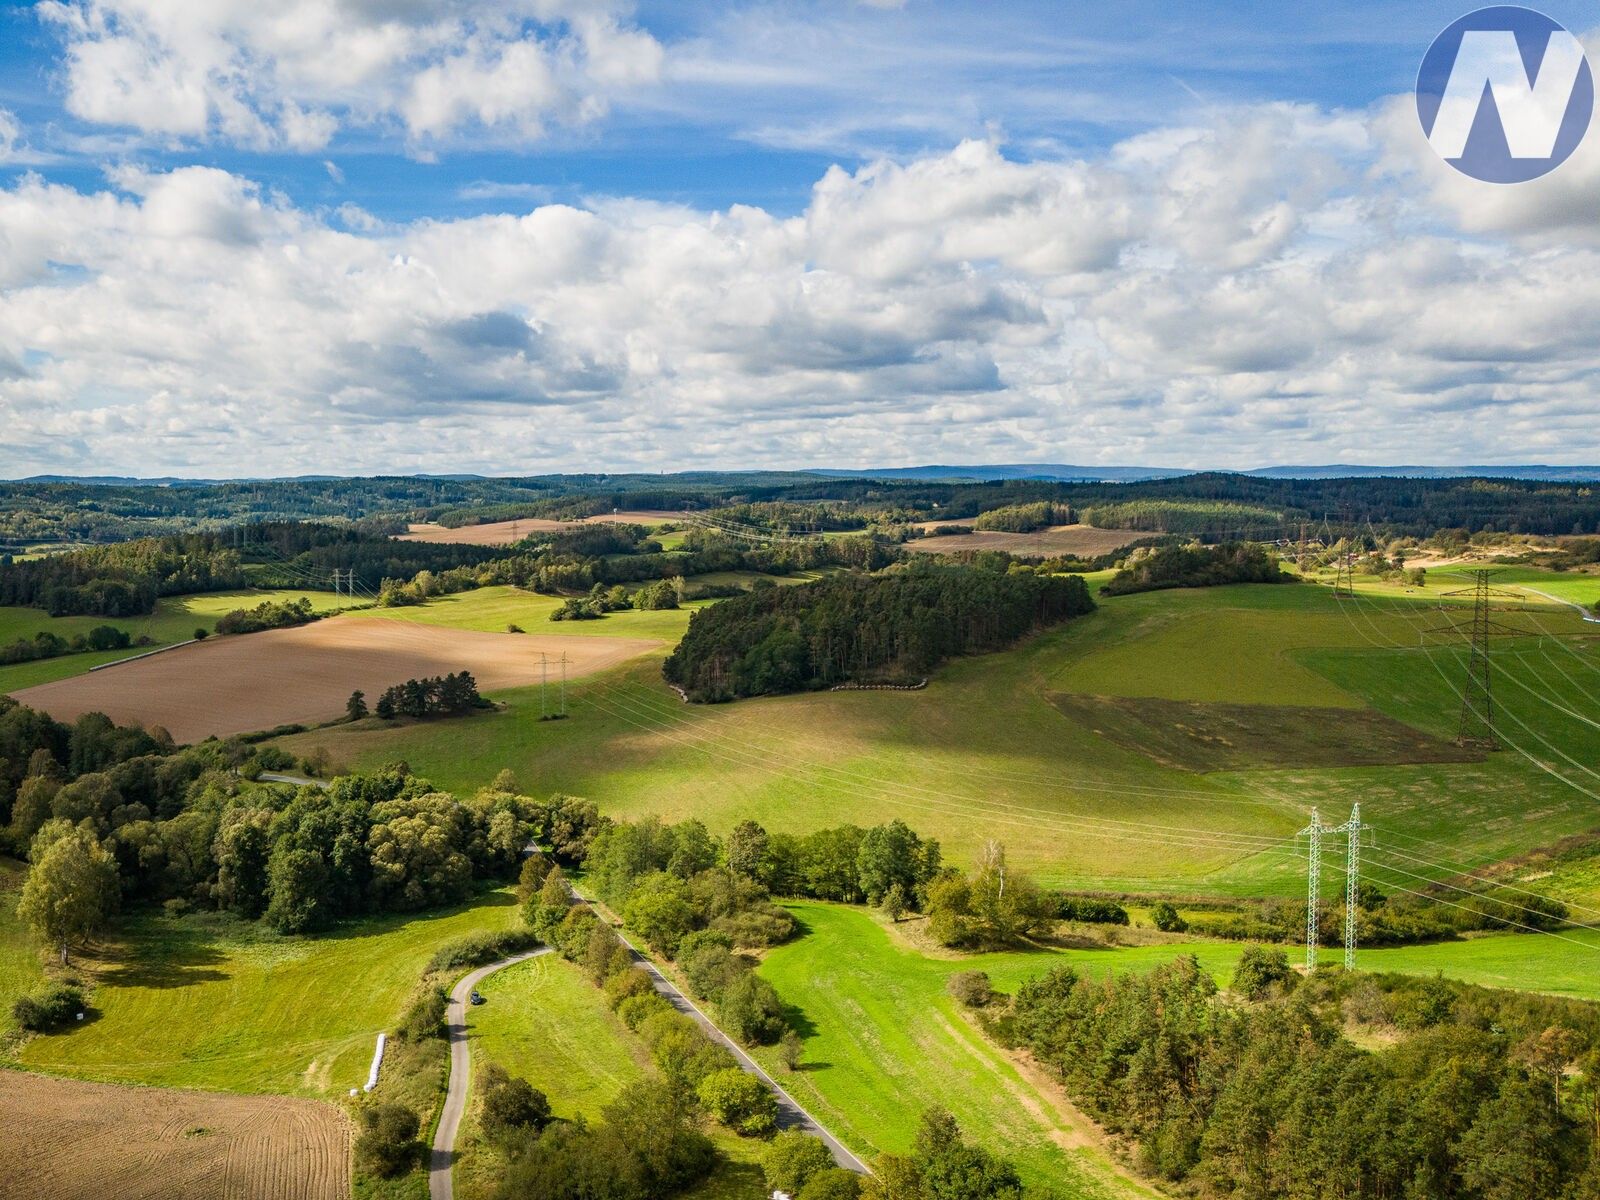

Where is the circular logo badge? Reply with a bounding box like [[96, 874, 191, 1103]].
[[1417, 6, 1593, 183]]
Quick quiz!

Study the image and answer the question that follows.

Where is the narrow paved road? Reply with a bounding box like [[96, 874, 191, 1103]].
[[429, 948, 551, 1200], [580, 896, 870, 1174]]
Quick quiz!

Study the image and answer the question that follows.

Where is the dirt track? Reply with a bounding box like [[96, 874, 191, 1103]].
[[10, 618, 657, 742], [2, 1071, 350, 1200], [399, 511, 680, 546]]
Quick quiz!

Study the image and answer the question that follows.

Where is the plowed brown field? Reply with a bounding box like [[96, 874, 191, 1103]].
[[399, 510, 680, 545], [9, 618, 656, 742], [3, 1071, 349, 1200]]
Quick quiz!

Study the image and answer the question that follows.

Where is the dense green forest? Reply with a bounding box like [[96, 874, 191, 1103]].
[[663, 563, 1094, 702], [996, 954, 1600, 1199], [1100, 543, 1296, 596], [0, 698, 554, 939]]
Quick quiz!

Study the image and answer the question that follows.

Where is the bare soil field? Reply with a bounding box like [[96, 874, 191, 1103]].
[[399, 510, 681, 545], [906, 523, 1143, 558], [1, 1071, 350, 1200], [9, 618, 657, 742]]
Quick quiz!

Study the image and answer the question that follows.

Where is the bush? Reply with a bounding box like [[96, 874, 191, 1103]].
[[764, 1130, 836, 1194], [616, 992, 674, 1031], [479, 1067, 551, 1144], [1232, 945, 1294, 1001], [720, 972, 788, 1045], [424, 929, 542, 973], [947, 970, 991, 1008], [696, 1067, 778, 1136], [799, 1168, 863, 1200], [354, 1102, 421, 1178], [1053, 894, 1130, 925], [1150, 902, 1188, 933], [397, 986, 448, 1041], [12, 981, 85, 1031]]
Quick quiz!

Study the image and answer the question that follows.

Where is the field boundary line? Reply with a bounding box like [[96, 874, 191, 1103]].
[[89, 638, 198, 670]]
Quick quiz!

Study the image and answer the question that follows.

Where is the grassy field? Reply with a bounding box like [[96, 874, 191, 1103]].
[[275, 580, 1600, 899], [1, 858, 46, 1042], [751, 903, 1600, 1199], [0, 588, 351, 691], [10, 885, 520, 1096], [454, 951, 765, 1200], [753, 902, 1166, 1199]]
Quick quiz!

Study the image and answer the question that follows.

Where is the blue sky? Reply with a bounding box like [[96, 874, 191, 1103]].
[[1, 1, 1599, 476], [6, 1, 1592, 218]]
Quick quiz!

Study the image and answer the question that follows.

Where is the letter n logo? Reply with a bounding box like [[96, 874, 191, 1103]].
[[1417, 6, 1594, 182]]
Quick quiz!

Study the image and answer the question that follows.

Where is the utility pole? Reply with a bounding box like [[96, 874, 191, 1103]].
[[1297, 521, 1308, 573], [1429, 569, 1521, 750], [1297, 808, 1325, 972], [539, 653, 548, 720], [1333, 803, 1366, 969], [559, 653, 568, 718]]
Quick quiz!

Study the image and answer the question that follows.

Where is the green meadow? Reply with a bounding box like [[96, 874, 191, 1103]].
[[277, 579, 1600, 899], [11, 883, 519, 1096]]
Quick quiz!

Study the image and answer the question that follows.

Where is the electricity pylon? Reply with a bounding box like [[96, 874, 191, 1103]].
[[1297, 808, 1326, 972], [1332, 804, 1366, 969], [1428, 569, 1522, 750]]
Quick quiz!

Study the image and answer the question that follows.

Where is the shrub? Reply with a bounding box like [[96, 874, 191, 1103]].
[[425, 929, 542, 973], [616, 992, 673, 1031], [720, 972, 788, 1045], [1053, 894, 1130, 925], [354, 1102, 421, 1178], [1150, 902, 1188, 933], [947, 970, 991, 1008], [764, 1130, 836, 1194], [1232, 945, 1294, 1001], [681, 942, 741, 1003], [478, 1066, 551, 1144], [12, 981, 85, 1031], [696, 1067, 777, 1136], [397, 986, 447, 1041], [799, 1168, 863, 1200], [604, 965, 657, 1010]]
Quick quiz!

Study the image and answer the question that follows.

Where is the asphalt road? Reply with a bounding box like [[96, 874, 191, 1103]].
[[428, 947, 552, 1200], [582, 898, 870, 1174]]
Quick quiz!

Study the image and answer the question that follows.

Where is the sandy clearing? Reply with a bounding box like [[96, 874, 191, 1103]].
[[4, 1071, 350, 1200], [10, 617, 658, 743], [905, 524, 1143, 557], [399, 511, 682, 546]]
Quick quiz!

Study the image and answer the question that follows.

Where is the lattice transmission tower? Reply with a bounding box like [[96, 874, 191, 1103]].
[[1428, 569, 1522, 750]]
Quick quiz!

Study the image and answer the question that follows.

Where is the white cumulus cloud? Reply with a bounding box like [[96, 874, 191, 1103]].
[[35, 0, 665, 150]]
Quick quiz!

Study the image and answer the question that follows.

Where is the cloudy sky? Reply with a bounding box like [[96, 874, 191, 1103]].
[[1, 0, 1598, 477]]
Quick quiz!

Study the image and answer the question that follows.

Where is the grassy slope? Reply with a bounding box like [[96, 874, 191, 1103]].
[[276, 581, 1600, 898], [13, 887, 520, 1096], [0, 589, 351, 691], [753, 902, 1165, 1200], [455, 952, 764, 1200]]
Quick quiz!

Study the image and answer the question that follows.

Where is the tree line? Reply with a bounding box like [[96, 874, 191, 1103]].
[[985, 951, 1600, 1199], [664, 562, 1095, 702]]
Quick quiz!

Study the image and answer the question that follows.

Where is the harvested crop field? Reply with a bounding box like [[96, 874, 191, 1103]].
[[9, 618, 657, 742], [2, 1071, 349, 1200], [906, 524, 1143, 558], [399, 510, 680, 545]]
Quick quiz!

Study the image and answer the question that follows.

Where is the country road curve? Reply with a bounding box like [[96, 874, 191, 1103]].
[[429, 947, 552, 1200]]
